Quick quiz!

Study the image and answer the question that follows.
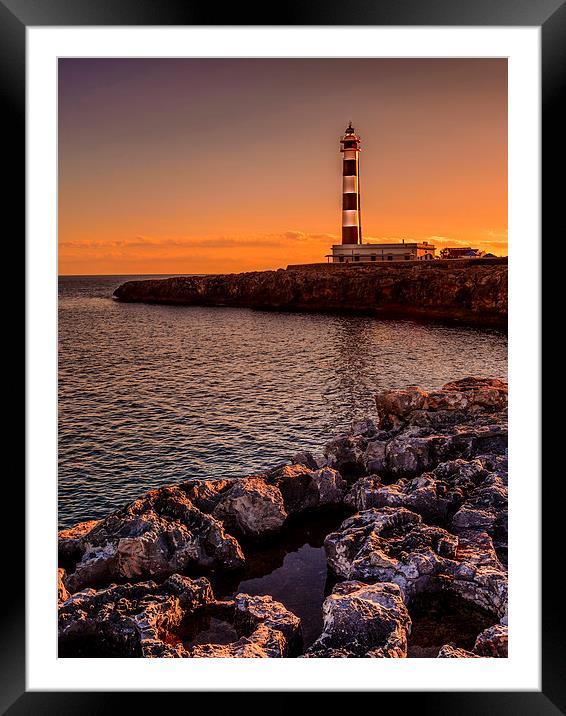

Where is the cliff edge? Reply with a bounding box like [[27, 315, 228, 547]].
[[113, 259, 507, 327]]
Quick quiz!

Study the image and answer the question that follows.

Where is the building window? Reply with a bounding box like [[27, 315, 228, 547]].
[[370, 255, 376, 261], [405, 254, 411, 260], [354, 255, 360, 262], [387, 255, 393, 261], [338, 256, 344, 262]]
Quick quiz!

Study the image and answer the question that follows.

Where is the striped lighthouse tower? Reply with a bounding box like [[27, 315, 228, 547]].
[[340, 121, 362, 245]]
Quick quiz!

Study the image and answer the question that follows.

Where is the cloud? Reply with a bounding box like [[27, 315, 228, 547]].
[[59, 227, 507, 272], [282, 231, 307, 241], [60, 230, 340, 256], [486, 229, 508, 239], [423, 235, 508, 250]]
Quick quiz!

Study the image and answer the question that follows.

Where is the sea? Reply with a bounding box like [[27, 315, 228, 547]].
[[58, 274, 507, 530]]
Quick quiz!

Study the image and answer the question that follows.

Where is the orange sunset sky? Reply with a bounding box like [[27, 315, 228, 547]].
[[58, 58, 507, 275]]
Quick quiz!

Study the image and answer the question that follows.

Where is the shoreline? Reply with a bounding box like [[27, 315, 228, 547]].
[[58, 377, 508, 659], [112, 260, 508, 329]]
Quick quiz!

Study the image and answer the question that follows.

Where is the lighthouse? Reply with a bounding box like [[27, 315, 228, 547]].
[[340, 121, 362, 244], [328, 123, 437, 263]]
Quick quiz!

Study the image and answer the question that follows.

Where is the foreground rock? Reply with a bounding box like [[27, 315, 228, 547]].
[[58, 519, 100, 562], [58, 377, 507, 658], [113, 260, 507, 327], [190, 594, 301, 658], [325, 507, 507, 619], [60, 486, 245, 593], [437, 645, 481, 658], [182, 464, 347, 538], [345, 457, 508, 545], [57, 568, 69, 603], [438, 624, 508, 658], [325, 378, 507, 483], [59, 574, 214, 657], [305, 581, 411, 658], [472, 624, 508, 657], [186, 476, 287, 537], [375, 378, 508, 431], [58, 575, 301, 658], [59, 464, 346, 594]]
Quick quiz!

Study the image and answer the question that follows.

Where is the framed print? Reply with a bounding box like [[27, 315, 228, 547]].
[[11, 0, 559, 709]]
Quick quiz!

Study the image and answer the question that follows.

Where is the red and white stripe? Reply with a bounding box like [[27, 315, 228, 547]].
[[340, 122, 362, 245]]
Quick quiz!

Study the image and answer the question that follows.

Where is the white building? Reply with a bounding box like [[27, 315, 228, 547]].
[[328, 240, 436, 263]]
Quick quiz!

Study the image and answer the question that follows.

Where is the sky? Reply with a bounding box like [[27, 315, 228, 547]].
[[58, 58, 507, 275]]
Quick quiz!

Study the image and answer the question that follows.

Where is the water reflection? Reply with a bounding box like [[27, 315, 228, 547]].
[[325, 317, 381, 430], [209, 508, 346, 648]]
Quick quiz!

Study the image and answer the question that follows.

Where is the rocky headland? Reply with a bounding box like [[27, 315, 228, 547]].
[[58, 377, 508, 658], [112, 259, 508, 327]]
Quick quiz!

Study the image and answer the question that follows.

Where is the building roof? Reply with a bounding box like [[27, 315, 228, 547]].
[[332, 242, 436, 250]]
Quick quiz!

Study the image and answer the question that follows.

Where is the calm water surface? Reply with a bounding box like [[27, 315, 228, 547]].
[[59, 275, 507, 529]]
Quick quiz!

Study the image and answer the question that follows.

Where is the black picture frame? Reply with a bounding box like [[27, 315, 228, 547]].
[[9, 0, 558, 710]]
